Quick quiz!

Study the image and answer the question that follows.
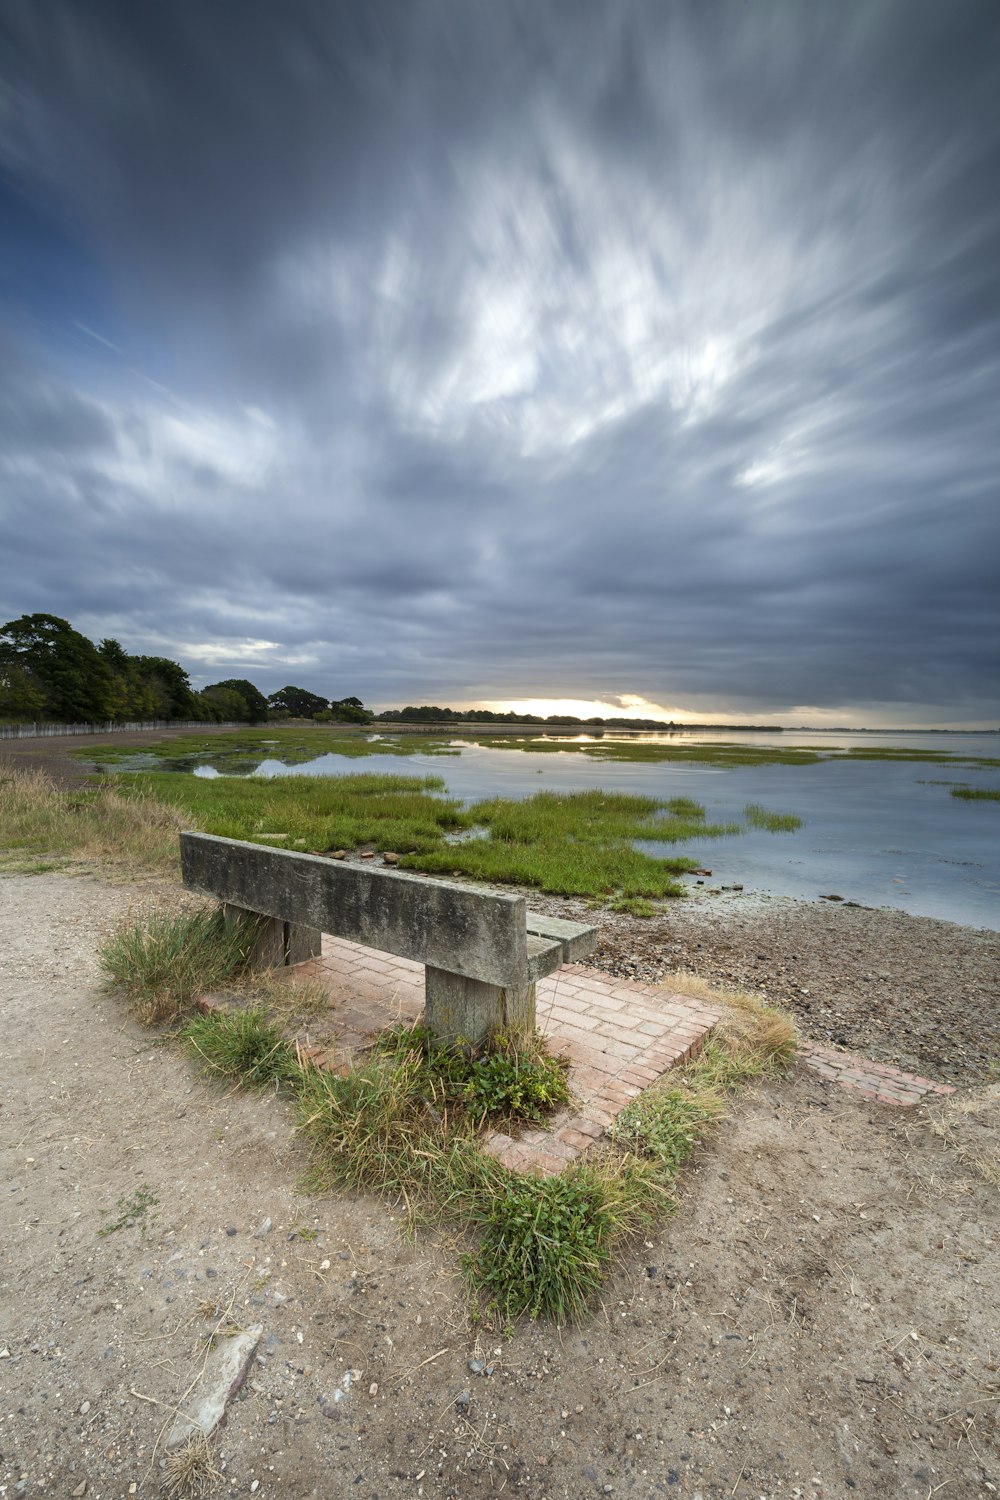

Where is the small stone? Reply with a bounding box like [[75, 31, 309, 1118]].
[[360, 851, 375, 860], [456, 1390, 471, 1411], [72, 1483, 87, 1497], [206, 1268, 218, 1279], [383, 852, 400, 865], [251, 1483, 259, 1494], [369, 1382, 379, 1396], [225, 1226, 237, 1237], [330, 850, 347, 859], [253, 1217, 273, 1239], [79, 1400, 91, 1414], [467, 1358, 485, 1374]]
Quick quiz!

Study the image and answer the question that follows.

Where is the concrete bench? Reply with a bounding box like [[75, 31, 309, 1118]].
[[179, 831, 597, 1045]]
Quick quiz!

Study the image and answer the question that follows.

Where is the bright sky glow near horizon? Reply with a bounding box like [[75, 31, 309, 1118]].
[[1, 2, 999, 728]]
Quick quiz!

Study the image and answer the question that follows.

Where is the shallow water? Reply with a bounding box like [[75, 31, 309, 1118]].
[[124, 730, 1000, 929]]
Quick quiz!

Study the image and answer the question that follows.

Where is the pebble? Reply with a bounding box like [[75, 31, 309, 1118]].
[[253, 1217, 273, 1239], [225, 1225, 237, 1237]]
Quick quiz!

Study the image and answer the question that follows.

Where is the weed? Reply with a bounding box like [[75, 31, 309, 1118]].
[[98, 1183, 159, 1238], [161, 1432, 223, 1497], [99, 905, 260, 1025], [373, 1025, 571, 1124], [182, 1006, 300, 1090]]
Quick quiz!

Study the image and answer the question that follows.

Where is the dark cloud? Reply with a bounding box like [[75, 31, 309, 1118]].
[[0, 0, 998, 723]]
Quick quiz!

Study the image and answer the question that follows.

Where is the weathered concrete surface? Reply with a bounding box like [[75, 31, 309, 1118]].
[[182, 832, 529, 987], [221, 903, 322, 969], [165, 1324, 262, 1449], [425, 967, 536, 1044]]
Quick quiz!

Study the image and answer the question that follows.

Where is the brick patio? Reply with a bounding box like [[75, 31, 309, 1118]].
[[293, 936, 721, 1176]]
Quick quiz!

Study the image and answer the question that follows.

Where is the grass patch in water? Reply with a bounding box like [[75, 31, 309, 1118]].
[[400, 789, 731, 898], [742, 802, 802, 832], [951, 787, 1000, 801], [72, 726, 457, 769], [469, 736, 824, 767]]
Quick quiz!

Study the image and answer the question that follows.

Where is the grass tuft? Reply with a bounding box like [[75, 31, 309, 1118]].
[[951, 786, 1000, 802], [161, 1432, 224, 1497], [99, 905, 260, 1025], [182, 1006, 301, 1090], [462, 1161, 660, 1322]]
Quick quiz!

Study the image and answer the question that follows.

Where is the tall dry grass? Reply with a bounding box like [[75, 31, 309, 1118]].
[[0, 766, 188, 873]]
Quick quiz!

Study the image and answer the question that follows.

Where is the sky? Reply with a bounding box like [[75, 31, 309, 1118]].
[[1, 0, 998, 728]]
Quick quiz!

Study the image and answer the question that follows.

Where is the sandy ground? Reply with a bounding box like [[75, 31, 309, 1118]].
[[2, 871, 999, 1500]]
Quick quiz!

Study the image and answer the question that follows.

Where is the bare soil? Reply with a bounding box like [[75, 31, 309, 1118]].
[[2, 871, 999, 1500]]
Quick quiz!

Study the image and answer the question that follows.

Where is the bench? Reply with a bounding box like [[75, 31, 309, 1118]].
[[179, 831, 597, 1045]]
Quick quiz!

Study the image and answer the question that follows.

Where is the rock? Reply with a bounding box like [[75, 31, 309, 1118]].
[[79, 1400, 90, 1414], [456, 1390, 471, 1411], [330, 850, 347, 859], [383, 852, 400, 865], [467, 1358, 485, 1374], [72, 1483, 87, 1497], [164, 1325, 262, 1449], [225, 1225, 237, 1237], [360, 851, 375, 860], [253, 1217, 273, 1238]]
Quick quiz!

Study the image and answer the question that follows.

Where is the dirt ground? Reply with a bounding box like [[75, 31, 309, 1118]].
[[2, 871, 998, 1500]]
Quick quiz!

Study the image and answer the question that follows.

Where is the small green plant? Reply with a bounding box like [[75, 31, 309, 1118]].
[[373, 1025, 571, 1124], [182, 1006, 300, 1090], [613, 1084, 724, 1178], [99, 905, 261, 1025], [98, 1183, 159, 1237]]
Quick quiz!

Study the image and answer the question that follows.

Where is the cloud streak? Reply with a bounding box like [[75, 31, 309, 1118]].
[[1, 0, 998, 724]]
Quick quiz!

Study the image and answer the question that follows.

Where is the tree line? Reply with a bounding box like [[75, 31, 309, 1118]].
[[0, 614, 372, 726]]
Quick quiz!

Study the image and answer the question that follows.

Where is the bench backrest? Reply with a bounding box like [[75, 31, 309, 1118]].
[[180, 831, 529, 987]]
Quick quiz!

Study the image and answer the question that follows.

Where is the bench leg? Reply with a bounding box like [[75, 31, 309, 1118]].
[[424, 967, 536, 1046], [223, 904, 322, 969]]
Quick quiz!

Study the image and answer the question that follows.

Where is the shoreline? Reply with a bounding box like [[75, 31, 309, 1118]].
[[529, 885, 1000, 1087]]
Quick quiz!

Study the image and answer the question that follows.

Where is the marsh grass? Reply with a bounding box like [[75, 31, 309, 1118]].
[[99, 905, 260, 1025], [401, 789, 725, 898], [0, 766, 186, 872], [743, 802, 803, 832], [469, 736, 824, 767], [73, 726, 457, 767], [951, 787, 1000, 801], [117, 769, 467, 855]]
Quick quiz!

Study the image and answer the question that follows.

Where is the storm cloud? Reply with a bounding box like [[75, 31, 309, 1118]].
[[1, 0, 998, 723]]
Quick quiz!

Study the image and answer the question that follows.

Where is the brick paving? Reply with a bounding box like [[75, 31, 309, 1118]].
[[290, 937, 721, 1176], [799, 1039, 956, 1106]]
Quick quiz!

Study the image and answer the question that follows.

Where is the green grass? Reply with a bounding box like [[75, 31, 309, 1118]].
[[99, 905, 261, 1024], [72, 726, 458, 767], [372, 1024, 571, 1125], [743, 802, 803, 832], [401, 789, 734, 899], [951, 787, 1000, 801], [182, 1006, 301, 1089], [98, 1183, 159, 1238], [469, 736, 825, 767], [117, 768, 467, 854]]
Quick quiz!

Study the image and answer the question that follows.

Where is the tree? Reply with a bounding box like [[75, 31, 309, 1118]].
[[0, 613, 116, 722], [202, 678, 268, 722], [268, 685, 330, 719], [329, 695, 372, 724]]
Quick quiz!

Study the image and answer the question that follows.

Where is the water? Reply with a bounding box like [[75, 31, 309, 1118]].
[[122, 729, 1000, 930]]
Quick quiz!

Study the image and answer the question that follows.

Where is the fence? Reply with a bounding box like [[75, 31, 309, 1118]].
[[0, 720, 239, 740]]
